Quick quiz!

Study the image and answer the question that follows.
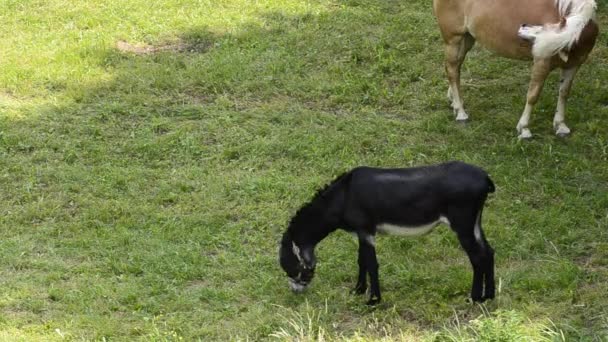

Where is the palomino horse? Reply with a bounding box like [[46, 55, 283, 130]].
[[433, 0, 598, 138]]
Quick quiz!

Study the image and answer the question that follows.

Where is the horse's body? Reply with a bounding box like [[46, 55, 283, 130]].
[[433, 0, 598, 138], [279, 162, 495, 305]]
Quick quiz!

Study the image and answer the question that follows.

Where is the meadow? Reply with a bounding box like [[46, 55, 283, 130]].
[[0, 0, 607, 340]]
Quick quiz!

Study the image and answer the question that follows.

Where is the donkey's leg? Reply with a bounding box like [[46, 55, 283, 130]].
[[482, 237, 495, 300], [353, 236, 368, 295], [457, 232, 485, 302], [516, 59, 553, 139], [358, 233, 380, 305], [553, 66, 579, 137], [450, 208, 493, 302], [445, 33, 475, 122]]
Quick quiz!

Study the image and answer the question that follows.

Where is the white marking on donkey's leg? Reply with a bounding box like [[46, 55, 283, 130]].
[[364, 234, 376, 247], [473, 211, 483, 244], [554, 67, 578, 137], [351, 231, 376, 247]]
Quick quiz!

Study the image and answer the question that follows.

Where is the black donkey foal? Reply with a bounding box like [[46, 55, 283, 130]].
[[279, 161, 495, 305]]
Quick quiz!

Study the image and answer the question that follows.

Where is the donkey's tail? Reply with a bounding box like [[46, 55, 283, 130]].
[[520, 0, 596, 60]]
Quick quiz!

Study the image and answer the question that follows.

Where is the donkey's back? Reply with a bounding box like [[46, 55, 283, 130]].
[[348, 162, 493, 202], [343, 161, 494, 230]]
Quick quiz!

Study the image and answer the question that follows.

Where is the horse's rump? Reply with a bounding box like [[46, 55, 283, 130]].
[[433, 0, 598, 138]]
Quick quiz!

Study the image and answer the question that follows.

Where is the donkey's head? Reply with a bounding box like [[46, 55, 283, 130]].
[[279, 234, 316, 292]]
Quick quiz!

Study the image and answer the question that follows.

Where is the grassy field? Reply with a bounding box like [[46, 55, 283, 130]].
[[1, 0, 607, 340]]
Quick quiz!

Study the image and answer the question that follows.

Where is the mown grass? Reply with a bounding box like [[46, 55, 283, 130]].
[[0, 0, 607, 340]]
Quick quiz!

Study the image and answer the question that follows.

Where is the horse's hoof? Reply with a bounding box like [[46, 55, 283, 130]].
[[518, 128, 532, 139], [555, 123, 571, 138], [455, 112, 469, 122], [455, 118, 469, 125]]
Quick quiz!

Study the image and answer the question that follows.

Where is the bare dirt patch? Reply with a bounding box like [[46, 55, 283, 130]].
[[116, 39, 211, 55]]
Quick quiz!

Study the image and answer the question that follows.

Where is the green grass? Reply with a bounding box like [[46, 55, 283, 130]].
[[1, 0, 607, 340]]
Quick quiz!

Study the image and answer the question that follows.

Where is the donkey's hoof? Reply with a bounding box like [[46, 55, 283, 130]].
[[470, 296, 486, 303], [518, 128, 532, 139], [455, 118, 469, 125], [366, 297, 381, 306], [351, 286, 367, 295], [556, 132, 570, 138]]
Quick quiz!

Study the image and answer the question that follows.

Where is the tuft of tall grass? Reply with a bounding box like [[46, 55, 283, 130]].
[[269, 307, 567, 342]]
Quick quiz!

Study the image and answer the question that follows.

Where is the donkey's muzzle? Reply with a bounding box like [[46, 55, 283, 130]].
[[288, 278, 309, 293], [288, 268, 315, 293]]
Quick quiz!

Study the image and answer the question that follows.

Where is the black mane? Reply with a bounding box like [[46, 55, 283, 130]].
[[287, 171, 352, 236], [307, 171, 351, 203]]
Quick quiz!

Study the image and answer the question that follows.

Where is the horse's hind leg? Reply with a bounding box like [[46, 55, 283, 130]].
[[516, 59, 553, 139], [553, 66, 579, 137], [445, 33, 475, 122]]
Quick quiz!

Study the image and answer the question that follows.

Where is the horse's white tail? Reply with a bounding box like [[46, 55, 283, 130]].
[[523, 0, 597, 59]]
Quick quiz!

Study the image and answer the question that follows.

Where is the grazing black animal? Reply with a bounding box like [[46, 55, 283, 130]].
[[279, 161, 495, 305]]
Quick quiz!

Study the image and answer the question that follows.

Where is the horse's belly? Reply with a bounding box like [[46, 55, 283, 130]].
[[474, 34, 533, 60], [468, 18, 533, 60]]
